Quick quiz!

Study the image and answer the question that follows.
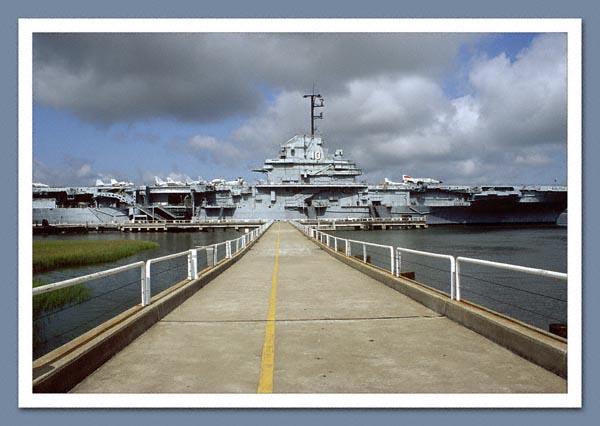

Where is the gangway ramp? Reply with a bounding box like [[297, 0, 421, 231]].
[[71, 222, 566, 394]]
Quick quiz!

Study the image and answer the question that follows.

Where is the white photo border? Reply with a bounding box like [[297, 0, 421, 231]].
[[18, 18, 582, 408]]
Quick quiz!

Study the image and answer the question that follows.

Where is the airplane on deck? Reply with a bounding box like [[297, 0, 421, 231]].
[[402, 175, 442, 185]]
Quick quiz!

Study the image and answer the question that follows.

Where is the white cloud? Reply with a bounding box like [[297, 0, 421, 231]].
[[182, 135, 244, 164], [33, 158, 106, 186], [219, 34, 566, 184], [468, 33, 567, 148], [75, 163, 93, 178]]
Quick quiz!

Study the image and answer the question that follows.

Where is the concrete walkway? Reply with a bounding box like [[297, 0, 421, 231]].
[[72, 222, 566, 393]]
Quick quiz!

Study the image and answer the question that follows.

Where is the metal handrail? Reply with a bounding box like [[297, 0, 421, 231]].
[[144, 250, 191, 306], [298, 221, 567, 302], [294, 222, 396, 276], [345, 237, 395, 275], [455, 256, 567, 302], [32, 261, 146, 296], [396, 247, 456, 298]]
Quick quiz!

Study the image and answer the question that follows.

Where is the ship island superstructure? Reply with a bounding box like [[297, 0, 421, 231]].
[[32, 94, 568, 226]]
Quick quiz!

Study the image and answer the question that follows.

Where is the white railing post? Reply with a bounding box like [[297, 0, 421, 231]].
[[144, 261, 152, 306], [326, 234, 330, 247], [226, 241, 232, 258], [206, 247, 215, 267], [456, 259, 463, 301], [450, 257, 456, 300], [363, 244, 367, 263], [140, 263, 147, 306], [188, 249, 198, 280], [395, 249, 401, 277], [334, 237, 338, 252]]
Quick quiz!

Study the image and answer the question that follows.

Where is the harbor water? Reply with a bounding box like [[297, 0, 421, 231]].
[[331, 224, 568, 333]]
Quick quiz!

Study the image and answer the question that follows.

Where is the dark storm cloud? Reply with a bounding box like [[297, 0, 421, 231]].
[[33, 33, 261, 124], [33, 33, 469, 125]]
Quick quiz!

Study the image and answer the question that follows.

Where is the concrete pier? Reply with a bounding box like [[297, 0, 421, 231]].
[[68, 222, 566, 393]]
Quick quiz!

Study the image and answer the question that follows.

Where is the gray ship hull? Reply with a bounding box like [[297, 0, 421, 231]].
[[424, 202, 568, 225], [33, 207, 130, 225]]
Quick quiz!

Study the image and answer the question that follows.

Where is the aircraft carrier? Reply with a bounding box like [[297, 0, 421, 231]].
[[32, 94, 567, 226]]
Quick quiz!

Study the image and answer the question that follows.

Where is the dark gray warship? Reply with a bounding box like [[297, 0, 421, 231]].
[[32, 94, 567, 225]]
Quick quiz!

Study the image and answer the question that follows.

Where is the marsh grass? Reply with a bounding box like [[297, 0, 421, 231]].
[[33, 240, 159, 315], [33, 240, 159, 274], [33, 278, 91, 317]]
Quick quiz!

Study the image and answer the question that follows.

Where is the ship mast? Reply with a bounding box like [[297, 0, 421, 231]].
[[303, 92, 324, 137]]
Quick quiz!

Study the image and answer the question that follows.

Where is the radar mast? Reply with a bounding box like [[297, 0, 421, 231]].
[[303, 91, 324, 137]]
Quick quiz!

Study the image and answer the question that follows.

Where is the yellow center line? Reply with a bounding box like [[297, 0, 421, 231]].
[[257, 222, 281, 393]]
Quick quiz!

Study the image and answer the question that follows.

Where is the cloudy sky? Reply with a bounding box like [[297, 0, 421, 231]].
[[32, 31, 567, 186]]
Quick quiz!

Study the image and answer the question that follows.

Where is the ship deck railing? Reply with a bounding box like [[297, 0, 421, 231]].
[[299, 216, 426, 224]]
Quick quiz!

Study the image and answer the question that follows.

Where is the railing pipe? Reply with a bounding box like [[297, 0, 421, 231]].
[[455, 256, 567, 302], [33, 261, 145, 296], [344, 238, 395, 275], [145, 250, 190, 306], [396, 247, 456, 298]]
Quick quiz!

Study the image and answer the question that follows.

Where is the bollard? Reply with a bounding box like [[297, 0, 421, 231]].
[[400, 271, 415, 280], [549, 323, 567, 339]]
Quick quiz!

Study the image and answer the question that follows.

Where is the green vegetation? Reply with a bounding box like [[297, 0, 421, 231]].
[[33, 240, 159, 274], [33, 277, 91, 317], [33, 240, 159, 315]]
